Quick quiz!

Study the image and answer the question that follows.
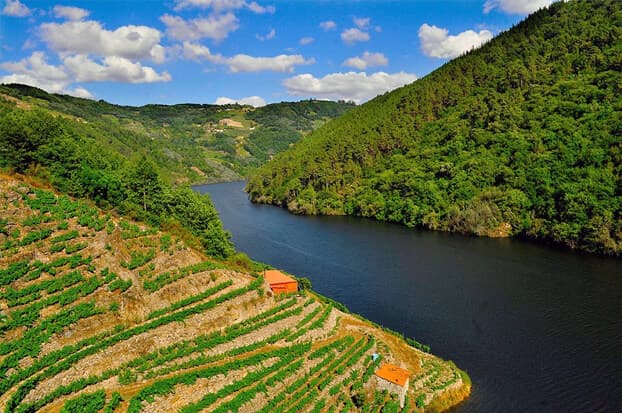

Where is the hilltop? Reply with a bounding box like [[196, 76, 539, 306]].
[[0, 84, 354, 184], [247, 0, 622, 255], [0, 174, 468, 412]]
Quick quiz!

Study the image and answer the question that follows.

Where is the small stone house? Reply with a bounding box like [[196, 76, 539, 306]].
[[375, 363, 410, 408]]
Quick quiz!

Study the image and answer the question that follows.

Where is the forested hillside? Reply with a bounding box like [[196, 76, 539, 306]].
[[0, 84, 354, 183], [247, 0, 622, 255]]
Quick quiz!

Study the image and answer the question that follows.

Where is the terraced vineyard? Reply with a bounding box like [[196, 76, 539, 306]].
[[0, 175, 469, 412]]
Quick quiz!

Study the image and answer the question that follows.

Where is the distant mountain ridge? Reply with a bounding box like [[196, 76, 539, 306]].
[[0, 83, 354, 184], [247, 0, 622, 255]]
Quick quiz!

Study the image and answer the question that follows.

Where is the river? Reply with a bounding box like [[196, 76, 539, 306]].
[[195, 181, 621, 413]]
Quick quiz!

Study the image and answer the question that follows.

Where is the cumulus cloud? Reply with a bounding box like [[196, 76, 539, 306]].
[[1, 0, 30, 17], [353, 17, 370, 30], [319, 20, 336, 31], [215, 95, 266, 107], [182, 41, 221, 61], [256, 28, 275, 41], [483, 0, 554, 14], [53, 5, 89, 21], [418, 23, 492, 59], [180, 42, 313, 73], [283, 71, 417, 103], [225, 54, 314, 73], [0, 51, 94, 98], [40, 20, 166, 62], [340, 17, 378, 44], [68, 86, 94, 99], [161, 13, 239, 42], [340, 28, 370, 44], [173, 0, 274, 14], [63, 55, 171, 83], [246, 1, 275, 14], [1, 51, 68, 90], [342, 51, 388, 70], [299, 37, 314, 46]]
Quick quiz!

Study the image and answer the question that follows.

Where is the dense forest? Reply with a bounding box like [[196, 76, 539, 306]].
[[247, 0, 622, 255], [0, 84, 354, 182]]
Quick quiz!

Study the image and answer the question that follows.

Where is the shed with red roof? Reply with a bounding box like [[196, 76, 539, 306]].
[[264, 269, 298, 294], [375, 363, 410, 408]]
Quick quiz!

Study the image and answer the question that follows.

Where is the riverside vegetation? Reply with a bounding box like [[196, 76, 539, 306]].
[[0, 174, 469, 412], [247, 0, 622, 256]]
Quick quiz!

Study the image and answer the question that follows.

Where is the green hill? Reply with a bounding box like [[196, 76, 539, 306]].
[[0, 174, 469, 413], [0, 84, 354, 184], [247, 0, 622, 255], [0, 86, 352, 259]]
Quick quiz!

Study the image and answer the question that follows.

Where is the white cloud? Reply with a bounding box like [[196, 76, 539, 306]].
[[340, 28, 370, 44], [319, 20, 336, 31], [1, 0, 30, 17], [173, 0, 274, 14], [53, 5, 89, 21], [342, 51, 388, 70], [0, 51, 94, 98], [353, 17, 370, 30], [340, 17, 377, 45], [246, 1, 275, 14], [225, 54, 314, 73], [161, 13, 239, 42], [0, 49, 169, 99], [40, 20, 165, 62], [483, 0, 554, 14], [1, 51, 68, 90], [418, 23, 492, 59], [215, 95, 266, 107], [299, 37, 314, 46], [174, 0, 244, 10], [283, 71, 417, 103], [182, 41, 222, 61], [256, 28, 275, 41], [69, 86, 94, 99], [63, 54, 171, 83], [180, 42, 313, 73]]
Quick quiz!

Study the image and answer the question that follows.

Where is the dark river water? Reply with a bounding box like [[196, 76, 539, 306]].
[[195, 181, 622, 413]]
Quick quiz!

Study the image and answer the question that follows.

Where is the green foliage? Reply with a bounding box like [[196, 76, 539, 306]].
[[121, 249, 155, 270], [142, 260, 220, 292], [297, 276, 312, 290], [247, 0, 622, 255], [415, 394, 426, 408], [60, 389, 106, 413], [103, 392, 123, 413], [19, 228, 52, 246], [0, 109, 234, 258]]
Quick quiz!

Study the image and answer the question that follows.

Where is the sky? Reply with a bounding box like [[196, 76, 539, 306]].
[[0, 0, 556, 106]]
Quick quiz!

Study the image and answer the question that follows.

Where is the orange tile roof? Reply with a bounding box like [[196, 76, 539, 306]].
[[264, 269, 297, 285], [375, 363, 410, 387]]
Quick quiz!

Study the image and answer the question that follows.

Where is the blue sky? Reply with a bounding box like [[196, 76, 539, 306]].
[[0, 0, 554, 106]]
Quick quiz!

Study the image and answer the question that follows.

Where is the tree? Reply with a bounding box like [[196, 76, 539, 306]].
[[126, 156, 163, 213]]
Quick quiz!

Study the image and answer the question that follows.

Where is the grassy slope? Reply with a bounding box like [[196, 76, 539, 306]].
[[0, 174, 468, 413], [247, 0, 622, 255], [0, 84, 354, 184]]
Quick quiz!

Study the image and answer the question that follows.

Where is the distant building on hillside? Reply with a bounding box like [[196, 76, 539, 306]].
[[264, 269, 298, 294], [375, 363, 410, 408]]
